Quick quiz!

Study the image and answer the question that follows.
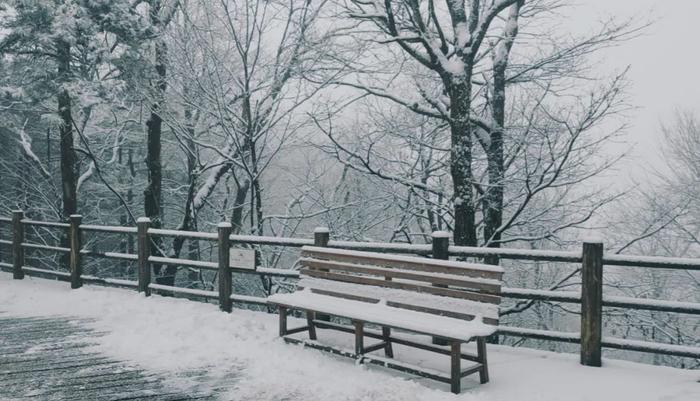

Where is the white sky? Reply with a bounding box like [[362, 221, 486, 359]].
[[570, 0, 700, 181]]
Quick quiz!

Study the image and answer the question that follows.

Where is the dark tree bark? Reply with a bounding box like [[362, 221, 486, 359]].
[[449, 79, 477, 247], [57, 39, 77, 219], [57, 39, 77, 272], [172, 106, 199, 260], [231, 178, 250, 235], [484, 1, 521, 265], [144, 2, 174, 286]]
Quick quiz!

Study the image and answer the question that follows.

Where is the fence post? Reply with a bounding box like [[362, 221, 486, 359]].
[[137, 218, 152, 296], [11, 210, 24, 280], [218, 222, 233, 313], [432, 231, 450, 345], [314, 227, 330, 247], [314, 227, 330, 321], [69, 215, 83, 289], [580, 239, 604, 367]]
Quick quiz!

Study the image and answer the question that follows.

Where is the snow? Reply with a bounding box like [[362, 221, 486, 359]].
[[80, 224, 137, 234], [148, 255, 218, 270], [604, 294, 700, 313], [314, 226, 330, 234], [454, 22, 470, 48], [76, 161, 96, 191], [148, 228, 218, 240], [432, 231, 450, 238], [602, 337, 700, 358], [501, 287, 580, 301], [603, 253, 700, 269], [229, 234, 313, 247], [269, 290, 496, 342], [0, 273, 698, 401], [148, 283, 217, 299], [581, 233, 604, 244], [17, 120, 52, 179], [326, 240, 432, 254], [449, 244, 581, 262]]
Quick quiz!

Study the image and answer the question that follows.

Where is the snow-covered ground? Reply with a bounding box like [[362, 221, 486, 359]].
[[0, 273, 697, 401]]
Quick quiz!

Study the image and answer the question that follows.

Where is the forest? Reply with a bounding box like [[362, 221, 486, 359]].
[[0, 0, 697, 368]]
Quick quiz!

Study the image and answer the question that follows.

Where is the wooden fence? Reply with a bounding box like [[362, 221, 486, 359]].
[[0, 210, 698, 367]]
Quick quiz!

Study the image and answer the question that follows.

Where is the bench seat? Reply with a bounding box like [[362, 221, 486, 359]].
[[298, 277, 500, 324], [269, 290, 496, 342]]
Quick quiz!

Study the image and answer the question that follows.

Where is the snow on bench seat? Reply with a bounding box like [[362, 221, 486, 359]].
[[298, 277, 500, 322], [268, 290, 496, 342]]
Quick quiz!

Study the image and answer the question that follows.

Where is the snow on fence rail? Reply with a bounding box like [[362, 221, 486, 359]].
[[0, 211, 698, 366]]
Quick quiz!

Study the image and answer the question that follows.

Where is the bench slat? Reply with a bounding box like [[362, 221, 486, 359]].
[[298, 277, 499, 322], [306, 287, 499, 325], [300, 257, 501, 294], [301, 269, 502, 305], [301, 247, 503, 280]]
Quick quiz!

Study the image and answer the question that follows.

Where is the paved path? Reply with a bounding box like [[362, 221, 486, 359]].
[[0, 313, 223, 401]]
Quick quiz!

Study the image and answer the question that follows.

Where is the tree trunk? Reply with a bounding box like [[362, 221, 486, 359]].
[[57, 40, 77, 219], [484, 1, 520, 265], [449, 80, 477, 247], [231, 178, 250, 235], [57, 39, 77, 272], [145, 29, 174, 285], [484, 62, 506, 265]]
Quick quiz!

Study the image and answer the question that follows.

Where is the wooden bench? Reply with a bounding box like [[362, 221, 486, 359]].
[[268, 246, 503, 394]]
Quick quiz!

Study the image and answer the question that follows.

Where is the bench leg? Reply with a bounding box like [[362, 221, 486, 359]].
[[451, 341, 461, 394], [477, 337, 489, 384], [278, 306, 288, 337], [353, 321, 364, 356], [307, 310, 317, 340], [382, 327, 393, 358]]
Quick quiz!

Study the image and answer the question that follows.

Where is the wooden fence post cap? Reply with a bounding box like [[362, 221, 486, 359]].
[[218, 222, 232, 229], [137, 217, 151, 224], [432, 231, 450, 239], [314, 227, 330, 234]]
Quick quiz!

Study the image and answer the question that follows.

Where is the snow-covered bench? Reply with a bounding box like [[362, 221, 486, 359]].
[[268, 246, 503, 394]]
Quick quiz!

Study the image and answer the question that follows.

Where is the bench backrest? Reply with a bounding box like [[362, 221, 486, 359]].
[[297, 246, 503, 326]]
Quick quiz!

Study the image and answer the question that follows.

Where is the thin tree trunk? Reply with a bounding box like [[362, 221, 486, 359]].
[[484, 63, 506, 265], [484, 1, 521, 265], [231, 178, 250, 235], [57, 39, 77, 272], [144, 20, 173, 285], [57, 39, 77, 219], [449, 80, 477, 247]]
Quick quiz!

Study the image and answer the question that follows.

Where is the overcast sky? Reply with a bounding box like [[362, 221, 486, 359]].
[[570, 0, 700, 181]]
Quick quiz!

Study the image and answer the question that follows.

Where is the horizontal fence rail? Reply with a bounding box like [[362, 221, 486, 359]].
[[0, 211, 698, 366]]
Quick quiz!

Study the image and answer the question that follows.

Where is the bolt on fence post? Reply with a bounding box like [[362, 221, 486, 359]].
[[12, 210, 25, 280], [580, 238, 604, 367], [314, 227, 331, 321], [137, 218, 152, 296], [218, 222, 233, 313], [69, 215, 83, 289], [432, 231, 450, 345]]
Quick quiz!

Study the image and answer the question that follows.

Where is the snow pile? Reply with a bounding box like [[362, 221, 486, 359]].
[[0, 273, 697, 401]]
